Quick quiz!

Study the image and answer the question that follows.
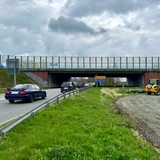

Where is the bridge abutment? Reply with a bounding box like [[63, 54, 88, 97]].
[[144, 72, 160, 85]]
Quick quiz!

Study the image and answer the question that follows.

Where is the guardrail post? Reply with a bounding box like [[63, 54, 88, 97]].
[[57, 96, 59, 103], [0, 130, 4, 137]]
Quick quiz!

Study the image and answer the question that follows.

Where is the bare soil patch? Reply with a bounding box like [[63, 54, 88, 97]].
[[116, 94, 160, 148], [101, 88, 160, 148]]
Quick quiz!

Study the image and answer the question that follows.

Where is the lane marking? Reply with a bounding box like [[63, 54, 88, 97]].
[[0, 115, 22, 126]]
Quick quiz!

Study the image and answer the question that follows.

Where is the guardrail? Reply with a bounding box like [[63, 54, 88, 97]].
[[0, 86, 91, 136]]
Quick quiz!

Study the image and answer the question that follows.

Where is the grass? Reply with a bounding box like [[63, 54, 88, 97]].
[[0, 69, 38, 93], [0, 88, 159, 159]]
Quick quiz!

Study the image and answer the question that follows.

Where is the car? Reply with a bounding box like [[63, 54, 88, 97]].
[[5, 84, 47, 103], [76, 82, 85, 88], [61, 82, 75, 93]]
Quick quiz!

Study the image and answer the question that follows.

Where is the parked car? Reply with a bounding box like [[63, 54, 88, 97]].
[[61, 82, 75, 93], [5, 84, 47, 103]]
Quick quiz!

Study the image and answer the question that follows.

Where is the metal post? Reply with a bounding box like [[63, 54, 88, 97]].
[[40, 56, 41, 69], [113, 57, 115, 69], [33, 56, 35, 69], [107, 57, 109, 69], [145, 57, 147, 69], [14, 57, 16, 86], [27, 56, 29, 69], [58, 56, 60, 68], [45, 56, 47, 69], [133, 57, 134, 69], [71, 57, 73, 68], [95, 57, 97, 69], [83, 57, 85, 68], [77, 57, 79, 68], [52, 56, 54, 69], [65, 57, 66, 68], [57, 97, 59, 103], [21, 56, 22, 69], [101, 57, 103, 69]]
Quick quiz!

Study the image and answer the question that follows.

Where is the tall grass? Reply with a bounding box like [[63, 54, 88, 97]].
[[0, 88, 159, 159]]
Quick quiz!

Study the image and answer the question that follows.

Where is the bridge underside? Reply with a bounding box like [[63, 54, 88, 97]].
[[48, 69, 145, 87], [24, 69, 160, 88]]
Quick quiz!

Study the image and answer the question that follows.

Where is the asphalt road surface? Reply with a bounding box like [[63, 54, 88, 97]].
[[0, 88, 61, 125], [116, 94, 160, 147]]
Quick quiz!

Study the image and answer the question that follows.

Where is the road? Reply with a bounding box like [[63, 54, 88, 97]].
[[0, 88, 61, 125], [116, 94, 160, 147]]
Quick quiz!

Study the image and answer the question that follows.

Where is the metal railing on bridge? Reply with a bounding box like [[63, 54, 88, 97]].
[[0, 55, 160, 70]]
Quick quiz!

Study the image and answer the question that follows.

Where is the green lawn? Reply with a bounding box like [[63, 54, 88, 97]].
[[0, 88, 159, 159]]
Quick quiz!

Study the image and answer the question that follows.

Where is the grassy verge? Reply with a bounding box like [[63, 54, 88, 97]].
[[0, 88, 159, 159], [0, 69, 38, 89]]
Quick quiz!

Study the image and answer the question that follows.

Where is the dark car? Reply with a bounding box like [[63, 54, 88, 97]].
[[5, 84, 47, 103], [76, 82, 85, 88], [61, 82, 75, 93]]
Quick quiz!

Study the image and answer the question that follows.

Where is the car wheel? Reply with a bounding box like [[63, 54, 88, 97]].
[[9, 100, 14, 103], [147, 92, 151, 95], [42, 93, 46, 99], [29, 95, 34, 103]]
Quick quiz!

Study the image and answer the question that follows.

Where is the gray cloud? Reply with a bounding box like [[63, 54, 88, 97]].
[[48, 16, 106, 34], [0, 0, 160, 57], [64, 0, 160, 17]]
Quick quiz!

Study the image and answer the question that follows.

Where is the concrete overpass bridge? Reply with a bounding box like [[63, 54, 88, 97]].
[[1, 55, 160, 87]]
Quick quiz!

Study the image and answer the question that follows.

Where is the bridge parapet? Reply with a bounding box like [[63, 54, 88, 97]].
[[1, 55, 160, 70]]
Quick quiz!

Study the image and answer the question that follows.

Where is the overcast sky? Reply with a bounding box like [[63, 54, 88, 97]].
[[0, 0, 160, 57]]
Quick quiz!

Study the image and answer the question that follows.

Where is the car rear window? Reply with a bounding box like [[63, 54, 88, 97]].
[[62, 82, 71, 86], [12, 84, 29, 90]]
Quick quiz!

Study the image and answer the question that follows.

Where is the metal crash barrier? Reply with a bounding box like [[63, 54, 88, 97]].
[[0, 86, 91, 136]]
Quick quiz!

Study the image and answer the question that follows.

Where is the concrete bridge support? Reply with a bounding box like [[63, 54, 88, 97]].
[[144, 72, 160, 85]]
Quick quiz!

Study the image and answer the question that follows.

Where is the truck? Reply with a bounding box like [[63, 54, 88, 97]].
[[145, 79, 160, 95]]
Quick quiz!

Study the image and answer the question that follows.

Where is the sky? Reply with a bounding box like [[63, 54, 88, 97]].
[[0, 0, 160, 57]]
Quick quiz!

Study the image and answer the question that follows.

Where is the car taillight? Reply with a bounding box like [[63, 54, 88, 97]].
[[20, 90, 26, 95], [5, 90, 10, 95]]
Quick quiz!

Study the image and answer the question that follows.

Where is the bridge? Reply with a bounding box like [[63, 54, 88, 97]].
[[1, 55, 160, 87]]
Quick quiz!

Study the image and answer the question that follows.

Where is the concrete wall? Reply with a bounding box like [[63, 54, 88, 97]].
[[27, 71, 49, 87]]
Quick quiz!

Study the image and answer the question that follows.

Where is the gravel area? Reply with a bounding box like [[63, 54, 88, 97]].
[[116, 94, 160, 148]]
